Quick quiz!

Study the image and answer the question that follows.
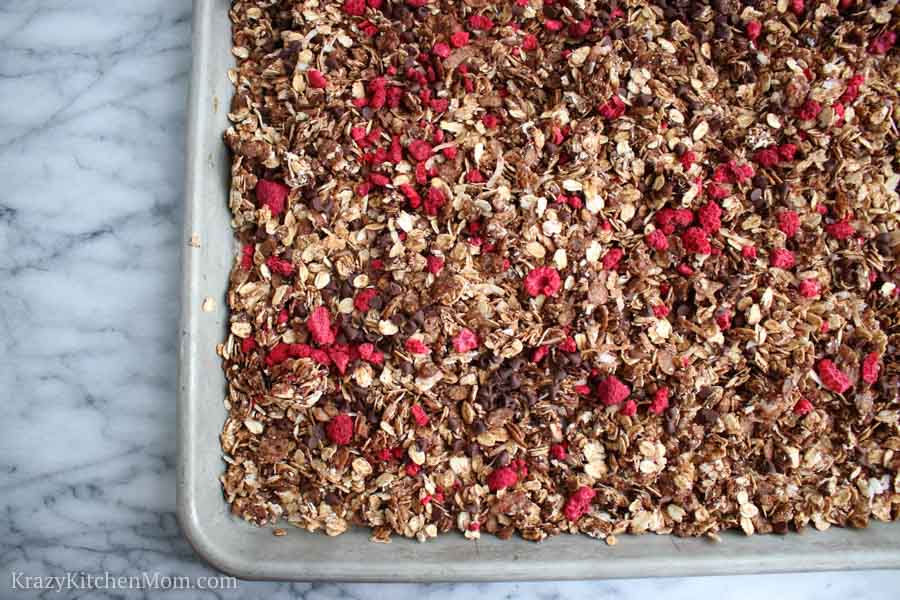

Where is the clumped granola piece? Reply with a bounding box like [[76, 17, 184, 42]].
[[219, 0, 899, 543]]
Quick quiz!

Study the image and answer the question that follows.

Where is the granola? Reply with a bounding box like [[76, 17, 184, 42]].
[[218, 0, 900, 543]]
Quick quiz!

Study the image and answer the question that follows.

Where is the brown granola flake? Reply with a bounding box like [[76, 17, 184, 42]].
[[218, 0, 900, 543]]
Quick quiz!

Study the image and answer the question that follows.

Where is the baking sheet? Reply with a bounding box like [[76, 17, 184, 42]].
[[176, 0, 900, 580]]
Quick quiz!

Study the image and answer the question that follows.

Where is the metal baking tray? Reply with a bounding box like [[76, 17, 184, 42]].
[[177, 0, 900, 581]]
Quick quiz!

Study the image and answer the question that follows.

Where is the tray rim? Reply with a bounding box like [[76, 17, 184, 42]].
[[176, 0, 900, 582]]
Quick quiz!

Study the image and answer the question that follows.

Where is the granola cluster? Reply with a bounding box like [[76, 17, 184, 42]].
[[218, 0, 900, 543]]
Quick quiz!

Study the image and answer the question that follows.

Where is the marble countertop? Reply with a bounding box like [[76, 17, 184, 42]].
[[0, 1, 896, 598]]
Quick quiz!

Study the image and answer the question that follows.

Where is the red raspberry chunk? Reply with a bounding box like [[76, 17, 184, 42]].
[[354, 288, 378, 312], [564, 486, 596, 521], [256, 179, 289, 215], [307, 306, 335, 346], [408, 139, 433, 161], [861, 352, 881, 385], [770, 248, 795, 269], [602, 248, 624, 270], [597, 375, 630, 406], [450, 31, 469, 48], [411, 404, 429, 426], [524, 266, 561, 297], [326, 414, 354, 445], [453, 328, 479, 352], [825, 219, 854, 240], [793, 398, 813, 416], [778, 210, 800, 238], [818, 359, 850, 394], [487, 466, 518, 491], [650, 387, 670, 415], [646, 229, 669, 251], [343, 0, 366, 16], [307, 69, 327, 89], [698, 201, 722, 234], [798, 278, 820, 298], [405, 338, 430, 354], [682, 227, 712, 254]]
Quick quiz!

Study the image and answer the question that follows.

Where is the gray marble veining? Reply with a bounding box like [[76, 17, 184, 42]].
[[0, 2, 896, 598]]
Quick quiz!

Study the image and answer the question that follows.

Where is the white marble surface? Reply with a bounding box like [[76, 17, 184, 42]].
[[0, 1, 896, 598]]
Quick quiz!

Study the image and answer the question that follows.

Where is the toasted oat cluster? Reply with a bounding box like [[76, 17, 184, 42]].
[[218, 0, 899, 543]]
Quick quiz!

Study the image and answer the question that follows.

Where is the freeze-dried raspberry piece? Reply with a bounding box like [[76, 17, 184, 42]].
[[408, 139, 432, 161], [620, 399, 637, 416], [825, 219, 854, 240], [289, 343, 311, 359], [481, 113, 500, 129], [432, 42, 450, 59], [398, 183, 421, 209], [697, 201, 722, 234], [793, 398, 813, 416], [354, 288, 378, 312], [602, 248, 624, 270], [716, 309, 732, 330], [524, 266, 561, 297], [544, 18, 563, 31], [405, 338, 430, 354], [326, 414, 354, 445], [754, 147, 780, 168], [564, 486, 596, 521], [778, 144, 798, 161], [558, 336, 577, 352], [426, 255, 444, 274], [241, 337, 256, 353], [730, 162, 754, 182], [798, 278, 820, 298], [411, 404, 429, 426], [307, 69, 327, 89], [522, 33, 539, 51], [531, 345, 549, 363], [328, 345, 351, 374], [646, 229, 669, 251], [746, 21, 762, 42], [598, 95, 626, 120], [453, 328, 479, 352], [265, 343, 291, 367], [679, 150, 696, 170], [307, 306, 335, 346], [682, 227, 712, 254], [266, 256, 295, 277], [818, 359, 850, 394], [597, 375, 630, 406], [770, 248, 796, 269], [652, 304, 670, 318], [240, 244, 254, 270], [677, 263, 695, 277], [468, 14, 493, 30], [778, 210, 800, 238], [796, 99, 822, 121], [424, 187, 447, 215], [550, 443, 567, 460], [650, 387, 670, 415], [450, 31, 469, 47], [742, 245, 757, 259], [256, 179, 288, 215], [861, 352, 881, 385], [487, 466, 518, 491], [343, 0, 366, 16], [706, 183, 729, 200]]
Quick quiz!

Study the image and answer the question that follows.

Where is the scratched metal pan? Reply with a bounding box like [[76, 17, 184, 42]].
[[177, 0, 900, 581]]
